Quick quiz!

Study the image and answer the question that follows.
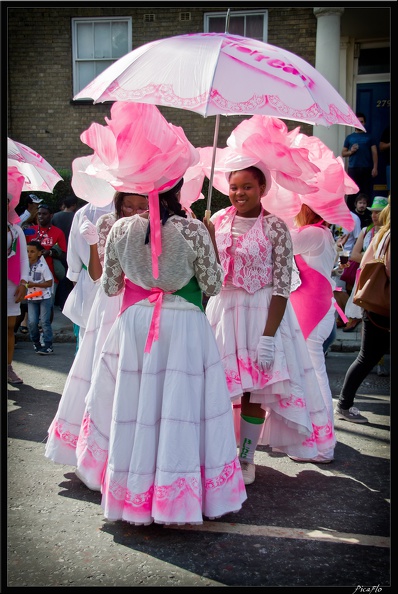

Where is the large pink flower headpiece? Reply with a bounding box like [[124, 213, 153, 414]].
[[8, 166, 25, 224], [204, 115, 356, 231], [72, 102, 200, 277]]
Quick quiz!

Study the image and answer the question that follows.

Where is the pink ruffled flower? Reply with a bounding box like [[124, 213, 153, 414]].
[[202, 115, 357, 231], [74, 102, 199, 196]]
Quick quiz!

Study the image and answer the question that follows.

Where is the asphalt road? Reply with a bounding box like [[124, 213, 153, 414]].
[[5, 339, 390, 589]]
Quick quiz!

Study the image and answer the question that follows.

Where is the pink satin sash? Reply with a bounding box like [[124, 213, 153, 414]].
[[120, 279, 172, 353], [148, 177, 180, 279], [290, 254, 334, 340]]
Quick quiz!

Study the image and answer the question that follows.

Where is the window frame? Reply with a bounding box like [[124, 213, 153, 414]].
[[204, 10, 268, 42], [72, 16, 132, 97]]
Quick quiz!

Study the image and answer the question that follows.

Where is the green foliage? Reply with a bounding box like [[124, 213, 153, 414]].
[[190, 177, 230, 220]]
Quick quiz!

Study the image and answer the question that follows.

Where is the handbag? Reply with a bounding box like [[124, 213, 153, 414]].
[[353, 233, 390, 317], [340, 259, 360, 289]]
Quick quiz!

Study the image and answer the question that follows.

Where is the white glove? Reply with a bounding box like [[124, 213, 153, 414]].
[[80, 215, 99, 245], [255, 336, 275, 372]]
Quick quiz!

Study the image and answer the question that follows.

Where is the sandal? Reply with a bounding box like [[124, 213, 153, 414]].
[[19, 326, 29, 334], [342, 318, 361, 332]]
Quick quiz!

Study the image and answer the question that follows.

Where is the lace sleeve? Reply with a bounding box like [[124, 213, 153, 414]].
[[101, 220, 125, 296], [177, 219, 224, 295], [97, 213, 116, 267], [265, 216, 293, 298]]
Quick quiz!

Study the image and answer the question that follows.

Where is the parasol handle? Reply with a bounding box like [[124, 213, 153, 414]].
[[225, 8, 230, 33], [206, 113, 221, 215]]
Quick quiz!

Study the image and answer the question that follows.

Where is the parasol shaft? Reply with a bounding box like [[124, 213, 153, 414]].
[[205, 8, 230, 221], [205, 113, 221, 219]]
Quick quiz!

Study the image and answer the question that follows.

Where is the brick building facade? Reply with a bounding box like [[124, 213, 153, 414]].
[[7, 5, 317, 172], [6, 5, 390, 204]]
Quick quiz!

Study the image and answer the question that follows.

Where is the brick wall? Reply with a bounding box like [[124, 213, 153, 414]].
[[7, 6, 316, 173]]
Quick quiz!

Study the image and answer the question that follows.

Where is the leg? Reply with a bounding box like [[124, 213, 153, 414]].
[[27, 301, 41, 349], [337, 311, 390, 420], [8, 316, 16, 365], [39, 298, 53, 351], [239, 393, 266, 485], [323, 320, 337, 354], [7, 315, 23, 384]]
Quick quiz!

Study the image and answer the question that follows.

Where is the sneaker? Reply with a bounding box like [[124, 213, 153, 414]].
[[335, 404, 368, 423], [37, 346, 54, 355], [33, 343, 41, 352], [7, 364, 23, 384], [377, 364, 389, 377], [39, 332, 45, 347], [240, 461, 256, 485]]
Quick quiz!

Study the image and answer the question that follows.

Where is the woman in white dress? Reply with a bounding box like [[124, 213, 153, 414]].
[[74, 177, 247, 525], [289, 204, 339, 463], [205, 166, 336, 485], [45, 192, 148, 466], [7, 194, 29, 384]]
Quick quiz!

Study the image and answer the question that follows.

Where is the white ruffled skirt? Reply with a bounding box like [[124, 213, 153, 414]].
[[75, 298, 247, 526], [44, 287, 122, 466], [205, 286, 336, 460]]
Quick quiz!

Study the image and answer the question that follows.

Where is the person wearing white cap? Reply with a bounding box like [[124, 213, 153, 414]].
[[18, 193, 43, 228]]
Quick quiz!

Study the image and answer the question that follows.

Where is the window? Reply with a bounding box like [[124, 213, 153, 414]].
[[204, 10, 268, 42], [358, 47, 390, 75], [72, 17, 132, 96]]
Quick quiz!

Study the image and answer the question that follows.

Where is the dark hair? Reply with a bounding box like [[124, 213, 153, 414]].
[[356, 112, 366, 121], [354, 192, 369, 205], [113, 191, 148, 220], [144, 178, 186, 246], [228, 166, 266, 187], [27, 240, 44, 251], [62, 195, 78, 209], [159, 178, 186, 219]]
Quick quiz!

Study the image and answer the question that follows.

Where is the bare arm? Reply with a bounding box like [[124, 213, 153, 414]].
[[379, 140, 390, 153], [88, 243, 102, 281], [263, 295, 288, 337], [350, 230, 365, 263], [371, 144, 378, 175]]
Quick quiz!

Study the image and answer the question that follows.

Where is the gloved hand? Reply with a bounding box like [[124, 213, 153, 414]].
[[80, 215, 99, 245], [255, 336, 275, 372]]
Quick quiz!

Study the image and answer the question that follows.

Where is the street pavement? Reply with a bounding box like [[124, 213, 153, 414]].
[[5, 308, 390, 588]]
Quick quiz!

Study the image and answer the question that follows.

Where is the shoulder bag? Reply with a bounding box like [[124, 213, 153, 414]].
[[353, 233, 390, 318]]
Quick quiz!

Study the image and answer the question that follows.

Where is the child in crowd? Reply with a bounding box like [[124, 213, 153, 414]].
[[26, 240, 54, 354]]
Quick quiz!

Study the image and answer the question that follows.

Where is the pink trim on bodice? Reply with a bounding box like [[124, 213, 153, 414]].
[[215, 206, 273, 293]]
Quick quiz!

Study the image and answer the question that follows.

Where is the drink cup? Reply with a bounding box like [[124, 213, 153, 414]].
[[339, 251, 349, 265]]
